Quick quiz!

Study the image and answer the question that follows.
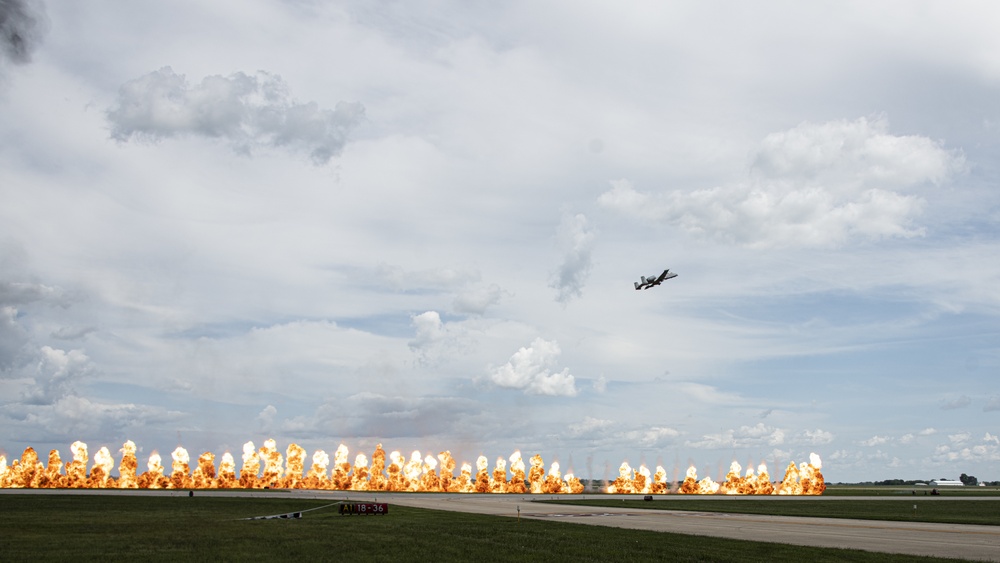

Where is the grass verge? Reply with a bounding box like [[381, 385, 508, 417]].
[[0, 494, 968, 562], [546, 497, 1000, 526]]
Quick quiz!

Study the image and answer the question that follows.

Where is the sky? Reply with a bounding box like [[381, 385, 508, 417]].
[[1, 0, 999, 485]]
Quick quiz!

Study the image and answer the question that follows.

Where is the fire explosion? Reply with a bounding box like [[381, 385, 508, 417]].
[[0, 440, 825, 495]]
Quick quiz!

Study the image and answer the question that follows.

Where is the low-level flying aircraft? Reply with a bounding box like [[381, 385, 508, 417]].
[[635, 269, 677, 290]]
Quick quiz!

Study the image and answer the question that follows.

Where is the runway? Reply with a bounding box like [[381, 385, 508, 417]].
[[5, 489, 1000, 561]]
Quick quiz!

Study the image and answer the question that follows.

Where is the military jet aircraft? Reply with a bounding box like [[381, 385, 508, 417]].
[[634, 269, 677, 290]]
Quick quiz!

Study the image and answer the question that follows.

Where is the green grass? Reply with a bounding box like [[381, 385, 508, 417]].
[[823, 485, 1000, 496], [0, 494, 965, 562], [546, 497, 1000, 526]]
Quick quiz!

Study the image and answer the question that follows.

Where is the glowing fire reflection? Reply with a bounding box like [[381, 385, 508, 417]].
[[0, 440, 825, 494]]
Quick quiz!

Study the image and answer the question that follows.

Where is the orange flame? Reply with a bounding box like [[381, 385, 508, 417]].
[[0, 440, 824, 494]]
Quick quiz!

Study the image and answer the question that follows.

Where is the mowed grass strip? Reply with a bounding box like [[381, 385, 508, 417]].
[[0, 494, 963, 562], [823, 486, 1000, 497], [547, 498, 1000, 526]]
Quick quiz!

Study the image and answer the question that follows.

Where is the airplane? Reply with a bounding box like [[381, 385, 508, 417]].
[[634, 269, 677, 290]]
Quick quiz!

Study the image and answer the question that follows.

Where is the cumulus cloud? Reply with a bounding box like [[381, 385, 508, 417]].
[[550, 213, 597, 304], [452, 284, 506, 316], [0, 0, 46, 66], [408, 311, 469, 366], [409, 311, 445, 351], [631, 426, 681, 447], [0, 280, 61, 304], [751, 116, 962, 186], [568, 415, 614, 437], [285, 392, 480, 438], [256, 404, 277, 433], [686, 422, 784, 449], [0, 306, 28, 372], [933, 432, 1000, 463], [941, 395, 972, 410], [106, 66, 365, 164], [860, 435, 890, 447], [488, 337, 577, 396], [50, 326, 97, 341], [373, 263, 480, 292], [1, 268, 89, 399], [598, 116, 965, 248], [800, 428, 834, 445], [592, 375, 607, 393], [1, 395, 184, 441], [21, 345, 95, 405], [948, 431, 972, 444]]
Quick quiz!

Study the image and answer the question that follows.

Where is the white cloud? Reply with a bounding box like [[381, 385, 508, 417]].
[[860, 435, 891, 447], [568, 415, 614, 437], [21, 346, 94, 405], [637, 426, 681, 447], [550, 213, 597, 304], [0, 306, 28, 372], [800, 429, 834, 445], [948, 432, 972, 445], [373, 263, 480, 292], [984, 397, 1000, 412], [1, 394, 184, 442], [286, 392, 480, 439], [751, 116, 963, 187], [256, 404, 277, 433], [408, 311, 473, 366], [686, 423, 784, 449], [452, 284, 507, 316], [941, 395, 972, 410], [592, 375, 607, 393], [106, 67, 364, 164], [598, 117, 965, 248], [932, 433, 1000, 463], [488, 337, 577, 396], [409, 311, 445, 350], [672, 382, 746, 406]]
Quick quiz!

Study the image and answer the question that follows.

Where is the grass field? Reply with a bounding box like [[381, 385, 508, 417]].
[[823, 485, 1000, 497], [547, 496, 1000, 526], [0, 493, 972, 562]]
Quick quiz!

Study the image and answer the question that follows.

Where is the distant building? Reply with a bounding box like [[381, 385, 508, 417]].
[[930, 479, 964, 486]]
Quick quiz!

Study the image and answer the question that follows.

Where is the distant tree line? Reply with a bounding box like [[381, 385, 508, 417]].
[[844, 474, 997, 486]]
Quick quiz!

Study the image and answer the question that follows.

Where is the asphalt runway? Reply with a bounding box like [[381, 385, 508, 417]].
[[5, 489, 1000, 561]]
